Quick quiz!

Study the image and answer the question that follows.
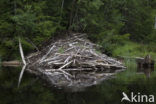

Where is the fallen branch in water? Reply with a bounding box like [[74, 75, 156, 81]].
[[19, 38, 27, 65], [2, 60, 21, 66], [117, 55, 144, 60], [18, 38, 27, 87]]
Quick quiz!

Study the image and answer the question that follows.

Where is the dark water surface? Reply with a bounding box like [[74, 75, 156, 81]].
[[0, 59, 156, 104]]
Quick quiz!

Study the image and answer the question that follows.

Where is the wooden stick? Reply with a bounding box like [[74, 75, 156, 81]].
[[58, 60, 73, 69], [18, 38, 27, 87], [40, 45, 56, 63], [18, 64, 26, 87], [19, 38, 26, 65], [64, 56, 71, 63], [58, 61, 73, 77], [45, 68, 93, 72]]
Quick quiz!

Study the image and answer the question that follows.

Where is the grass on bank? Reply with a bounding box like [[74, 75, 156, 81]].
[[110, 41, 156, 83], [112, 41, 156, 60]]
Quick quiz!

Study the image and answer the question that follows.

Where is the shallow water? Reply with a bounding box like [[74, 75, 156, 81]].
[[0, 59, 156, 104]]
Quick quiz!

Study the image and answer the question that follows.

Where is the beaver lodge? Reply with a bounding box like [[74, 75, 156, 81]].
[[19, 33, 126, 90]]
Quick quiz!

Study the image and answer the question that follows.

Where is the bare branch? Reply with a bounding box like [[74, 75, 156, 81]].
[[19, 38, 26, 65]]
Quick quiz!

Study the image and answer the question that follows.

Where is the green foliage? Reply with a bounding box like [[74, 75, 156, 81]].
[[0, 0, 156, 60], [75, 0, 156, 55], [113, 41, 156, 60], [99, 33, 130, 55], [12, 11, 37, 37], [0, 0, 65, 60]]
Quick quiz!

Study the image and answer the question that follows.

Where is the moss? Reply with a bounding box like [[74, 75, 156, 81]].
[[58, 47, 64, 53], [95, 50, 101, 55]]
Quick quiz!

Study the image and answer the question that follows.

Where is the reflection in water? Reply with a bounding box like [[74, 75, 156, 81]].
[[136, 55, 155, 78], [0, 60, 156, 104], [137, 67, 154, 78]]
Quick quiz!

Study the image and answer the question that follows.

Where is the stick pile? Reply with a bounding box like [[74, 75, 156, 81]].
[[26, 33, 126, 89]]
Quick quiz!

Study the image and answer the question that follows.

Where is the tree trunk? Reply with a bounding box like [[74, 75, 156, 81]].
[[68, 0, 77, 30], [154, 16, 156, 29]]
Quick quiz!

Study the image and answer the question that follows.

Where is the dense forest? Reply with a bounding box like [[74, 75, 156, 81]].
[[0, 0, 156, 60]]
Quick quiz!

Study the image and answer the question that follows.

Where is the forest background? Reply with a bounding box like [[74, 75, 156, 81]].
[[0, 0, 156, 60]]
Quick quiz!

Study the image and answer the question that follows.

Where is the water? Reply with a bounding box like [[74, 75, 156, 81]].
[[0, 59, 156, 104]]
